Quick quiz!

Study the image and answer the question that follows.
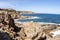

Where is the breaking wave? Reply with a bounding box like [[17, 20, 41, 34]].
[[23, 16, 41, 19]]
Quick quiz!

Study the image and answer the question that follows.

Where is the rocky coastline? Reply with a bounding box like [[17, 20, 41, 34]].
[[0, 8, 60, 40], [0, 8, 34, 19]]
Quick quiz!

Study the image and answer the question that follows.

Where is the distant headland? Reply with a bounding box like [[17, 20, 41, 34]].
[[0, 8, 34, 14]]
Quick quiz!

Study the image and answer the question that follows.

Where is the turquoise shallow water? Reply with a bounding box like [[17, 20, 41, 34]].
[[18, 13, 60, 24]]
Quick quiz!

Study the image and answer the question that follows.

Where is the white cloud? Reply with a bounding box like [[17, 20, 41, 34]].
[[0, 1, 15, 9]]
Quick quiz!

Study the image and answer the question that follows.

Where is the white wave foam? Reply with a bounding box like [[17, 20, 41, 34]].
[[50, 30, 60, 37], [24, 16, 40, 19], [14, 19, 28, 24], [32, 16, 40, 19], [38, 22, 60, 25]]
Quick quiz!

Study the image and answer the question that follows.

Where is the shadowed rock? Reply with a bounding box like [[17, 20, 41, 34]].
[[0, 32, 12, 40], [38, 36, 46, 40], [8, 14, 21, 33]]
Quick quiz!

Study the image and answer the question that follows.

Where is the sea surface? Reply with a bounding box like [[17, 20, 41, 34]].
[[17, 13, 60, 24]]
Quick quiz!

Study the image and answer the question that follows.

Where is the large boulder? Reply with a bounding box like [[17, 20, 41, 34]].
[[0, 32, 12, 40]]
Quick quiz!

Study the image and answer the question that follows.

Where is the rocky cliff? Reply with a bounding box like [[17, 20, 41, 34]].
[[0, 8, 34, 19], [0, 8, 20, 19]]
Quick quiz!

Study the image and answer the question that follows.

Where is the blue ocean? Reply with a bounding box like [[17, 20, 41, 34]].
[[18, 13, 60, 24]]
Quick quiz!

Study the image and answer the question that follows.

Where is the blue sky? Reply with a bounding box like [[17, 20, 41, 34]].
[[0, 0, 60, 14]]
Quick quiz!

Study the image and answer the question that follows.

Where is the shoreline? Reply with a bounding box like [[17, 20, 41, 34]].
[[14, 19, 60, 25]]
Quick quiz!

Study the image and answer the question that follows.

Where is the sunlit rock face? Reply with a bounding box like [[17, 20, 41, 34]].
[[16, 21, 60, 40], [21, 22, 43, 38], [19, 22, 47, 40], [0, 8, 20, 19]]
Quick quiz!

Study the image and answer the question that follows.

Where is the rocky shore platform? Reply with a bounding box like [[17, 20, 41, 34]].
[[1, 18, 60, 40], [15, 22, 60, 40]]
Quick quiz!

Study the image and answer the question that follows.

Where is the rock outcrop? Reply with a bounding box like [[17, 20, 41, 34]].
[[0, 8, 34, 19], [16, 22, 60, 40], [0, 8, 20, 19], [0, 13, 21, 40], [0, 32, 12, 40]]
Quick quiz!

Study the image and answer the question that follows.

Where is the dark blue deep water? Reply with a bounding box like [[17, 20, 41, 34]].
[[18, 13, 60, 24]]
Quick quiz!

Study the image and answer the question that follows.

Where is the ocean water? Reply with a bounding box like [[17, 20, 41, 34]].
[[18, 13, 60, 24]]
